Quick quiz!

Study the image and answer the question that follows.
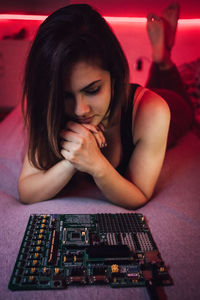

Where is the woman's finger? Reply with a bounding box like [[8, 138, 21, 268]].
[[94, 130, 107, 148], [98, 123, 105, 132], [82, 124, 106, 148], [81, 123, 99, 134], [60, 130, 77, 143], [62, 122, 107, 149], [60, 139, 73, 151]]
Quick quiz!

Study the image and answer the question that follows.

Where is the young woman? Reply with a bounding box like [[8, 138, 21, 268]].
[[18, 3, 193, 208]]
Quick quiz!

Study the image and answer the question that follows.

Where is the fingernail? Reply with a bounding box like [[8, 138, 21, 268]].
[[101, 143, 107, 148]]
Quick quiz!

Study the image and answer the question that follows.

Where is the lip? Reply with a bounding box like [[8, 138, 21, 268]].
[[77, 116, 94, 124]]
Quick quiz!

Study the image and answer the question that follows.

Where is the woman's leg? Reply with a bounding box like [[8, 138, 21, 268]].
[[146, 63, 192, 109], [145, 2, 194, 148]]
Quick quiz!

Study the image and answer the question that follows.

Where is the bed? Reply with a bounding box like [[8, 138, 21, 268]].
[[0, 87, 200, 300]]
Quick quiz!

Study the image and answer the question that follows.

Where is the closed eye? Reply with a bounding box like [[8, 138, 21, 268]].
[[84, 86, 101, 95]]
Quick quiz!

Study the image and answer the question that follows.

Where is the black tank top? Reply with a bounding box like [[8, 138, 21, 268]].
[[116, 83, 140, 175]]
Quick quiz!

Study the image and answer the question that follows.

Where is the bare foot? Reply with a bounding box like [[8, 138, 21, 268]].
[[162, 2, 180, 49], [147, 13, 170, 65]]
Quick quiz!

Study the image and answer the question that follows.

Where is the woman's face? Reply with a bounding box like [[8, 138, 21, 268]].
[[64, 61, 112, 126]]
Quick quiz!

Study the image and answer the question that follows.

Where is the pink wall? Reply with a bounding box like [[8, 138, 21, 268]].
[[1, 0, 200, 18], [71, 0, 200, 19], [0, 17, 200, 108], [111, 21, 200, 83]]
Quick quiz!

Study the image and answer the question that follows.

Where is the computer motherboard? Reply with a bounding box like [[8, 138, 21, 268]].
[[8, 213, 173, 290]]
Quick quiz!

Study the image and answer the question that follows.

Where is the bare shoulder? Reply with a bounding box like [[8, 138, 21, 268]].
[[133, 88, 171, 146]]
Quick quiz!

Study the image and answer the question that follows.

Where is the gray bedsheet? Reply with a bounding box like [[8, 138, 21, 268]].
[[0, 106, 200, 300]]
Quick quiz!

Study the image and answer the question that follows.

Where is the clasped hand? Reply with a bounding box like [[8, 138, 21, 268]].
[[60, 121, 107, 175]]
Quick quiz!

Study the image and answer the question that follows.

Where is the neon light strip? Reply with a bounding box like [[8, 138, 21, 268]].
[[0, 14, 200, 25], [106, 17, 200, 25], [0, 14, 46, 21], [106, 17, 147, 23]]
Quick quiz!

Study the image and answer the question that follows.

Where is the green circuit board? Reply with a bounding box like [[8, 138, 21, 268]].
[[8, 213, 173, 290]]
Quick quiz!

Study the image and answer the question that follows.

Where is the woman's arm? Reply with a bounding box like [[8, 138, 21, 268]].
[[18, 123, 106, 204], [18, 154, 76, 204], [93, 90, 170, 209], [61, 91, 170, 209], [93, 156, 148, 209]]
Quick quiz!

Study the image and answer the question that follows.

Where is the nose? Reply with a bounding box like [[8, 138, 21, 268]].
[[74, 94, 90, 117]]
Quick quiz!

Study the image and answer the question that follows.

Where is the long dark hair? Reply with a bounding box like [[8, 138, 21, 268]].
[[22, 4, 130, 170]]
